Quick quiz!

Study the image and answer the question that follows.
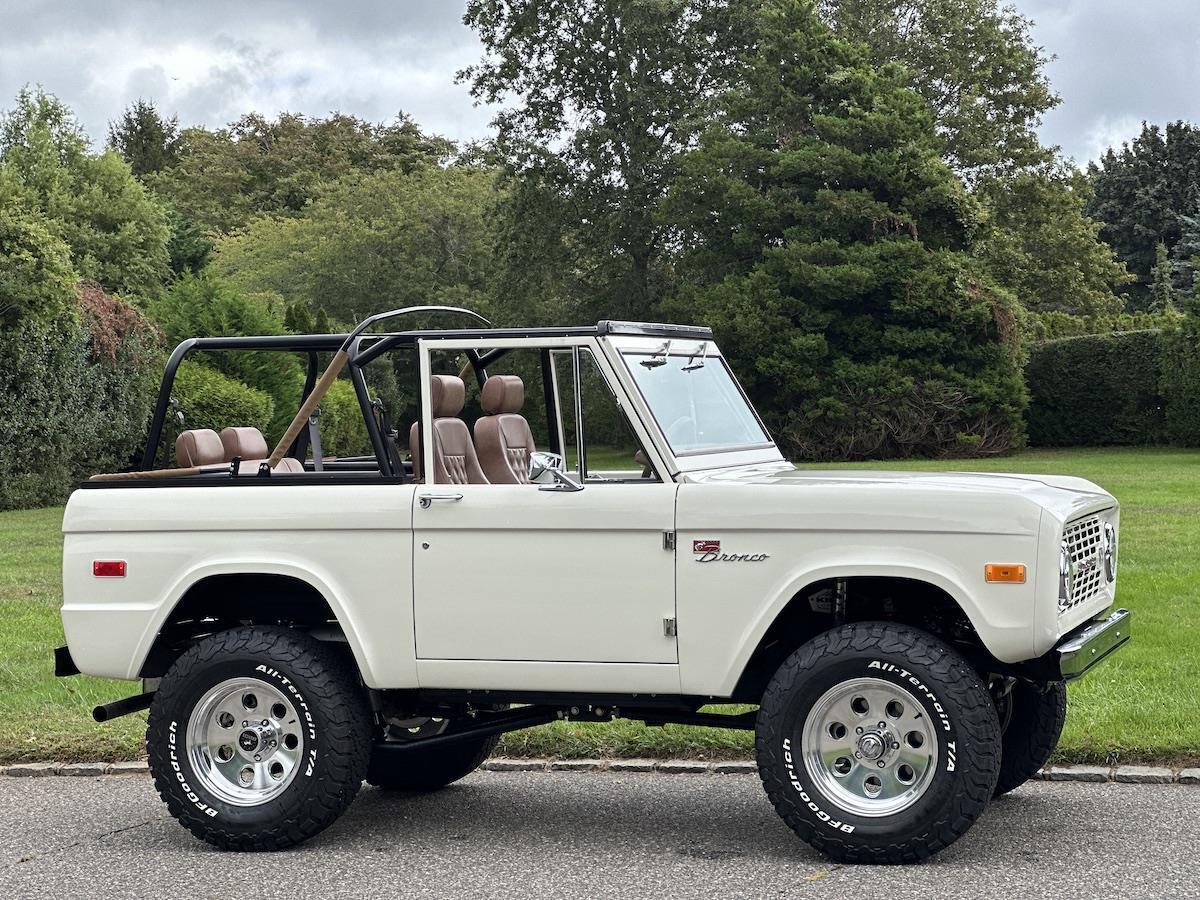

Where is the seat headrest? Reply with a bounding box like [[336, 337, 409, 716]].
[[481, 375, 525, 415], [175, 429, 225, 467], [220, 426, 269, 462], [431, 374, 465, 418]]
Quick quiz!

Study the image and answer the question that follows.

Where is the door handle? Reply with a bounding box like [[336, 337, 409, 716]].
[[418, 492, 464, 509]]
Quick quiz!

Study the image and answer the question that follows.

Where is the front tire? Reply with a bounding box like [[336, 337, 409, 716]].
[[993, 680, 1067, 797], [755, 622, 1001, 864], [147, 626, 372, 851]]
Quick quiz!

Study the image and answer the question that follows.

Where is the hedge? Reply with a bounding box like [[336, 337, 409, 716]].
[[0, 297, 160, 510], [170, 361, 275, 459], [1025, 330, 1168, 446], [1160, 313, 1200, 445]]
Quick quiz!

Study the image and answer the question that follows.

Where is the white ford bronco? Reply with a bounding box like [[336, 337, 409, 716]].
[[55, 307, 1130, 863]]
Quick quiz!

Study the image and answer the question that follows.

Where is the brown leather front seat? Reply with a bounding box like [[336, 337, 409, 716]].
[[409, 375, 489, 484], [474, 375, 536, 484]]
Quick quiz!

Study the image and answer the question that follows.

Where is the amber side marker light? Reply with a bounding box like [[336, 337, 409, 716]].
[[93, 560, 126, 577], [984, 564, 1026, 584]]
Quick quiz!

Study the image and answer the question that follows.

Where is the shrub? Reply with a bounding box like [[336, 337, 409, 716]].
[[319, 379, 371, 458], [1025, 331, 1167, 446], [170, 362, 275, 455], [149, 273, 304, 440], [0, 289, 161, 510]]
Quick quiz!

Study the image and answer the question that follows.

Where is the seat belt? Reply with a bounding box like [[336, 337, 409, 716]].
[[307, 407, 324, 472]]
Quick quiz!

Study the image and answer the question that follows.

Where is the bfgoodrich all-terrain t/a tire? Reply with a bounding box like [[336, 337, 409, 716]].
[[756, 622, 1001, 864], [993, 680, 1067, 797], [147, 626, 372, 851]]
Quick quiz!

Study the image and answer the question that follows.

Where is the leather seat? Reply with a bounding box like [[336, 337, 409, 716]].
[[175, 429, 224, 467], [409, 375, 489, 484], [220, 426, 305, 474], [474, 375, 536, 484]]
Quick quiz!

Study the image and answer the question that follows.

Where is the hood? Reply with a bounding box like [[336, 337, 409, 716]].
[[685, 462, 1116, 526]]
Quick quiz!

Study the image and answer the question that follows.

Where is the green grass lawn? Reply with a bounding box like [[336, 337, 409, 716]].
[[1, 447, 1196, 765]]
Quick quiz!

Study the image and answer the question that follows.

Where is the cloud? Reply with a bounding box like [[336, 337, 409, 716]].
[[1014, 0, 1200, 163], [0, 0, 497, 147], [3, 0, 1198, 167]]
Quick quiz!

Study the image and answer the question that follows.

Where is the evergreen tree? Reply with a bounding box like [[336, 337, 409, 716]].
[[1087, 121, 1200, 299], [1150, 242, 1177, 313], [108, 100, 180, 177], [666, 0, 1026, 460]]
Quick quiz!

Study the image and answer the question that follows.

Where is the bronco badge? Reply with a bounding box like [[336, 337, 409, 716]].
[[693, 539, 769, 563]]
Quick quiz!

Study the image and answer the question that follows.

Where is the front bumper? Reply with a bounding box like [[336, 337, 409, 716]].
[[1053, 608, 1131, 681]]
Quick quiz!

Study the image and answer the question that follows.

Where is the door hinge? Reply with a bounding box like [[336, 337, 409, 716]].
[[663, 531, 676, 551], [663, 617, 677, 637]]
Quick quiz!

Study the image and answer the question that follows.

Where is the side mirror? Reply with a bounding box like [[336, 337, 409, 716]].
[[538, 468, 584, 493], [529, 450, 565, 481]]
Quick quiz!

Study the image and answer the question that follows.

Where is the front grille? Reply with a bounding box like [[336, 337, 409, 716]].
[[1061, 516, 1106, 613]]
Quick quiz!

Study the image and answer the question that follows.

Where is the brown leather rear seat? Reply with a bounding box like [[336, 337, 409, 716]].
[[174, 427, 304, 474]]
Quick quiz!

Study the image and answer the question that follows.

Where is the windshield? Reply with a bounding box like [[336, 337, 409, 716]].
[[622, 348, 771, 455]]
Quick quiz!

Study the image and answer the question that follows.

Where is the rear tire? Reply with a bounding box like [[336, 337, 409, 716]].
[[367, 734, 499, 791], [755, 622, 1001, 864], [146, 626, 372, 851], [993, 680, 1067, 797]]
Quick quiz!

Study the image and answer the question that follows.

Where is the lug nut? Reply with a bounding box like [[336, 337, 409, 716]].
[[856, 727, 863, 734]]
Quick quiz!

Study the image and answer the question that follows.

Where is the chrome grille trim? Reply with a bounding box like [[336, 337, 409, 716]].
[[1061, 516, 1107, 613]]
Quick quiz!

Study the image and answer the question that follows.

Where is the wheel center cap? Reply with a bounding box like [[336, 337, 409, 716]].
[[858, 733, 885, 761], [238, 730, 259, 752]]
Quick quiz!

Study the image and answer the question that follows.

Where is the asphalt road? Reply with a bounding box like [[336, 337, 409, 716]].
[[0, 771, 1195, 899]]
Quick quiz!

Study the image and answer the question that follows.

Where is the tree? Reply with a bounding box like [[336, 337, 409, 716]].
[[212, 165, 498, 327], [0, 169, 77, 326], [461, 0, 754, 322], [817, 0, 1058, 181], [149, 273, 302, 438], [1149, 242, 1177, 313], [975, 165, 1130, 318], [108, 100, 180, 176], [0, 87, 170, 299], [147, 111, 455, 237], [1087, 121, 1200, 300], [665, 0, 1026, 459]]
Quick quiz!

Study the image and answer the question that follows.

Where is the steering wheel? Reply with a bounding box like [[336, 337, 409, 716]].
[[665, 414, 696, 446]]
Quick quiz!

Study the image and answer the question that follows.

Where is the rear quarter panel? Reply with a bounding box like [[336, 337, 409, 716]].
[[61, 484, 415, 687]]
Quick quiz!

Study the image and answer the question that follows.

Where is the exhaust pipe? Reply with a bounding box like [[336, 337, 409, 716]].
[[93, 692, 154, 722]]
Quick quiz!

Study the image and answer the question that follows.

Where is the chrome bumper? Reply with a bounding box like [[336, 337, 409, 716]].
[[1055, 608, 1131, 681]]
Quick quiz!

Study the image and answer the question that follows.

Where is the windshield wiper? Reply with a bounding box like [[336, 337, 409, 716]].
[[640, 340, 672, 368], [682, 342, 708, 371]]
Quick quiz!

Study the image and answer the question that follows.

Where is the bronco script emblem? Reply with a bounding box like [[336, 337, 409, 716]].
[[692, 539, 769, 563]]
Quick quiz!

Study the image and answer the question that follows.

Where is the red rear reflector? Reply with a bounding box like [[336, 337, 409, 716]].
[[984, 563, 1025, 584], [93, 560, 127, 577]]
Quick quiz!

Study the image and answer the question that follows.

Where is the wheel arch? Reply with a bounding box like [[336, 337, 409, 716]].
[[728, 566, 1004, 702], [134, 562, 373, 683]]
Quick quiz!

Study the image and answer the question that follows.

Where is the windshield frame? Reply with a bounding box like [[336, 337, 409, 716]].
[[618, 344, 775, 459]]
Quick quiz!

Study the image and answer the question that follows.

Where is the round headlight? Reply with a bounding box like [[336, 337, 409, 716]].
[[1058, 541, 1073, 607], [1103, 522, 1117, 582]]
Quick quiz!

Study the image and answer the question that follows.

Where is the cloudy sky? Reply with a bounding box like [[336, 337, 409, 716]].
[[1, 0, 1197, 165]]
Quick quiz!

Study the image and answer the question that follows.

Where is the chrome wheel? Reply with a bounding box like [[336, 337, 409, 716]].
[[185, 677, 305, 807], [801, 677, 939, 817]]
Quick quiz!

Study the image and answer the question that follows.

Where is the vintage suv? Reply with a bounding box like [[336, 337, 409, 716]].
[[54, 307, 1129, 863]]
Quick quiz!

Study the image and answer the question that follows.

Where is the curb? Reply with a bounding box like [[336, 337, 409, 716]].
[[1, 760, 1197, 784]]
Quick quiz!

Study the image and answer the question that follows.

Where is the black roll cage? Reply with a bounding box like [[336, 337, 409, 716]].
[[139, 313, 713, 477]]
